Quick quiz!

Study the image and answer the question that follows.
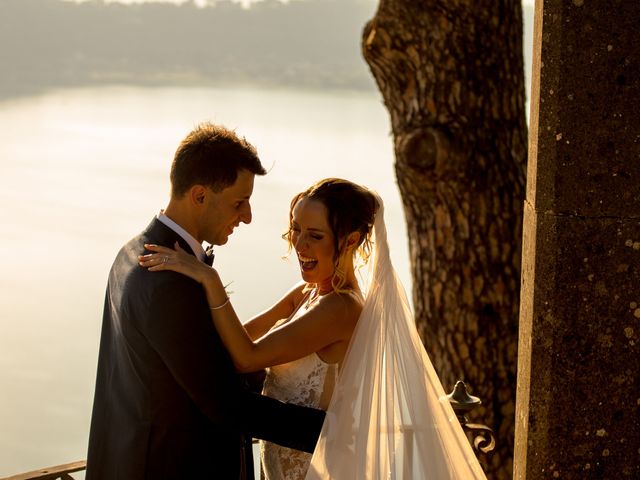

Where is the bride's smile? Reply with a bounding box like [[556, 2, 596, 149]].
[[297, 254, 318, 271]]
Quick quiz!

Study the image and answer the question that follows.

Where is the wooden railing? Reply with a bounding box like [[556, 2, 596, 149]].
[[3, 382, 494, 479], [1, 461, 86, 480]]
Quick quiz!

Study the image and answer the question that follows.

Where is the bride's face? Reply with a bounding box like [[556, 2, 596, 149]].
[[290, 197, 336, 291]]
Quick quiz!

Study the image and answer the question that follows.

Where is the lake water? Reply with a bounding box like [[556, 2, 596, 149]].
[[0, 85, 411, 476]]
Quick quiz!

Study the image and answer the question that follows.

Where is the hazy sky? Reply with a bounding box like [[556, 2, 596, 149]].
[[66, 0, 537, 10], [65, 0, 370, 8], [65, 0, 282, 8], [68, 0, 535, 7]]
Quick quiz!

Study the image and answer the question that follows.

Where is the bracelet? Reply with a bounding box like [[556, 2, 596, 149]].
[[209, 297, 230, 310]]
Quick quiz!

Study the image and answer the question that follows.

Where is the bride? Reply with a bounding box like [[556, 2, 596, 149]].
[[140, 178, 486, 479]]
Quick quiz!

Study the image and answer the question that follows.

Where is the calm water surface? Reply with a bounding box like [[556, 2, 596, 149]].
[[0, 85, 410, 475]]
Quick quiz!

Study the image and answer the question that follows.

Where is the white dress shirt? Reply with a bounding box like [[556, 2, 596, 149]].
[[156, 210, 208, 262]]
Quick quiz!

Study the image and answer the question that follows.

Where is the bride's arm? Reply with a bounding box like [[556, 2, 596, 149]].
[[140, 244, 357, 372], [242, 282, 307, 340], [205, 277, 359, 372], [139, 243, 303, 340]]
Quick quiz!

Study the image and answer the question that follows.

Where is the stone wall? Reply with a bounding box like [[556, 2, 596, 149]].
[[514, 0, 640, 478]]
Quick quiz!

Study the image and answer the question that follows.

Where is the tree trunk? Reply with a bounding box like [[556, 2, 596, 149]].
[[362, 2, 527, 479]]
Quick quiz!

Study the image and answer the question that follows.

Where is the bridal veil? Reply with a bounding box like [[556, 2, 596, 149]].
[[306, 196, 487, 479]]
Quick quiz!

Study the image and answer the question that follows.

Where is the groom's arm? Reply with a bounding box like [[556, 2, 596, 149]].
[[239, 391, 325, 453], [239, 369, 266, 394]]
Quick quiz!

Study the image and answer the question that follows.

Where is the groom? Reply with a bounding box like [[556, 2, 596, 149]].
[[86, 123, 325, 480]]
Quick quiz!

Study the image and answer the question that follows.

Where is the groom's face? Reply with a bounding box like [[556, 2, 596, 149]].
[[200, 169, 255, 246]]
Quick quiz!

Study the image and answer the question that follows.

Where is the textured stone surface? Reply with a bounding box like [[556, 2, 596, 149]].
[[517, 204, 640, 479], [526, 0, 640, 217], [515, 0, 640, 478]]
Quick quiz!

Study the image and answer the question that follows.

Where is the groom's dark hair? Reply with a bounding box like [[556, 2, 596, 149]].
[[170, 122, 266, 197]]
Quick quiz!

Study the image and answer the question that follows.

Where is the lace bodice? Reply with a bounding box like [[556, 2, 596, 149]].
[[260, 295, 338, 480], [262, 352, 334, 408]]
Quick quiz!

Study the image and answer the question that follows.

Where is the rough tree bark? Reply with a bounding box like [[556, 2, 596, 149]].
[[362, 2, 527, 479]]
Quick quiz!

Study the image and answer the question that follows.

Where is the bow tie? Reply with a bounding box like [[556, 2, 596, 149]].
[[204, 246, 215, 266]]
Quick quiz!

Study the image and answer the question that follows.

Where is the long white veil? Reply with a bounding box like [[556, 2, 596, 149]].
[[306, 197, 487, 479]]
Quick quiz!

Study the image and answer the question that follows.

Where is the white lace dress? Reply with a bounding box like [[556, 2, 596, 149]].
[[260, 297, 338, 480]]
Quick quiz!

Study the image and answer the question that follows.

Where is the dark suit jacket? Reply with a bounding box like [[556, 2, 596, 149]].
[[86, 218, 325, 480]]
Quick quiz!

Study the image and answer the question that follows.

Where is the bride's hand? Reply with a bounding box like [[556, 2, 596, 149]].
[[139, 242, 214, 284]]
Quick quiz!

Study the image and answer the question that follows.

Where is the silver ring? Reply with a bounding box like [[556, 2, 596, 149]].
[[163, 256, 169, 264]]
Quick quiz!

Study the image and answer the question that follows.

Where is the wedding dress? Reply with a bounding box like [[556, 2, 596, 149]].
[[261, 296, 339, 480], [306, 196, 487, 479]]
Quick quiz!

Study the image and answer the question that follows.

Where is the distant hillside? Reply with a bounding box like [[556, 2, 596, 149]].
[[0, 0, 534, 97], [0, 0, 377, 96]]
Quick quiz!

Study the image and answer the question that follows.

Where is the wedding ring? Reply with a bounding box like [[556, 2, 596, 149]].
[[162, 256, 169, 264]]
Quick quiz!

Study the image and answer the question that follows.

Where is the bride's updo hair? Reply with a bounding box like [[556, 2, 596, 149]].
[[284, 178, 379, 292]]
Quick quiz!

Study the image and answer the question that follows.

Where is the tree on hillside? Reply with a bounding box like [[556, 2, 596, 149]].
[[362, 2, 527, 478]]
